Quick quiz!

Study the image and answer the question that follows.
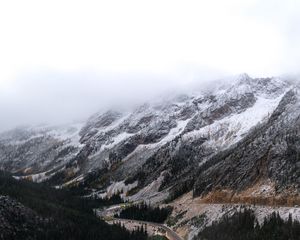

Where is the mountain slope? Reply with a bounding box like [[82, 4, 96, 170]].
[[0, 74, 298, 205], [194, 87, 300, 205]]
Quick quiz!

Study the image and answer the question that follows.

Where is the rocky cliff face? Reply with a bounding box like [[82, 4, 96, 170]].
[[0, 74, 299, 203], [0, 124, 83, 182], [193, 87, 300, 203]]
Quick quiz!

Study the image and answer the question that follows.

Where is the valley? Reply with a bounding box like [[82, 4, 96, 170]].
[[1, 74, 300, 239]]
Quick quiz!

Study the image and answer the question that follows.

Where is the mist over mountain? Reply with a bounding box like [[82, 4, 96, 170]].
[[2, 73, 300, 239], [1, 1, 300, 239], [0, 69, 230, 132]]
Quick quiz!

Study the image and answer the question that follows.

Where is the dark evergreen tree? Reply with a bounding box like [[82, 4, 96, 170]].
[[116, 202, 172, 223]]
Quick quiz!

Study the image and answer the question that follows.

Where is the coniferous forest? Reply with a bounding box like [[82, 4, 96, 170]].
[[196, 209, 300, 240], [116, 202, 172, 223], [0, 171, 147, 240]]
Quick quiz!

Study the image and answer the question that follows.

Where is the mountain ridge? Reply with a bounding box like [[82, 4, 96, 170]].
[[0, 74, 299, 206]]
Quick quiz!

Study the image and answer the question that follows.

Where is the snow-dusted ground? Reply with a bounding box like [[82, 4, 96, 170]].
[[87, 180, 138, 199], [45, 123, 84, 147], [165, 192, 300, 240], [92, 132, 134, 154], [160, 119, 190, 144], [128, 172, 170, 204], [13, 170, 57, 183]]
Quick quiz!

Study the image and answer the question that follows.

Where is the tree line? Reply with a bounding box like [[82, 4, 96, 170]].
[[115, 202, 172, 223], [196, 209, 300, 240], [0, 171, 146, 240]]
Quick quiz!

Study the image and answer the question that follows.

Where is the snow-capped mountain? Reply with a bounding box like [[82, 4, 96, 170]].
[[0, 123, 83, 182], [0, 74, 299, 204]]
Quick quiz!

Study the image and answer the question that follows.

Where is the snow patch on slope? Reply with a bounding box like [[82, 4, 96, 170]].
[[14, 170, 58, 183], [183, 92, 286, 149], [128, 172, 169, 204], [46, 123, 84, 147], [91, 180, 138, 199], [101, 132, 134, 151], [121, 118, 191, 163], [159, 119, 190, 144]]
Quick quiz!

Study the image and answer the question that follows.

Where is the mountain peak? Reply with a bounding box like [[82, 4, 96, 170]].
[[236, 73, 251, 84]]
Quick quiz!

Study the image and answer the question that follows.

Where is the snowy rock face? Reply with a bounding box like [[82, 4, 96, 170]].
[[0, 74, 298, 201], [194, 87, 300, 198], [0, 124, 83, 176]]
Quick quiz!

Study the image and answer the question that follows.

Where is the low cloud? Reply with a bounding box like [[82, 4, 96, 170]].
[[0, 68, 226, 131], [1, 0, 300, 131]]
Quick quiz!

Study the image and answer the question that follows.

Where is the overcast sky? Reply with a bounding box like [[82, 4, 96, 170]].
[[0, 0, 300, 131]]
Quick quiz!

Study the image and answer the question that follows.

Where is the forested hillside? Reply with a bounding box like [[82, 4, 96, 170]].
[[0, 171, 146, 240]]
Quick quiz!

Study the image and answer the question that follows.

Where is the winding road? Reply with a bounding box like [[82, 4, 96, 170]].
[[110, 218, 183, 240]]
